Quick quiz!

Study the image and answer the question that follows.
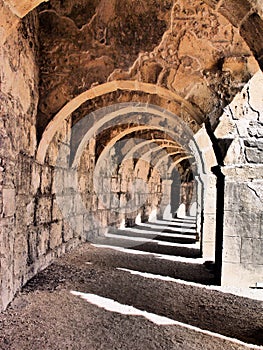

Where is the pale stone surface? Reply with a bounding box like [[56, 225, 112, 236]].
[[223, 236, 242, 263], [2, 188, 16, 217], [221, 262, 263, 287], [37, 225, 50, 257], [50, 221, 63, 250]]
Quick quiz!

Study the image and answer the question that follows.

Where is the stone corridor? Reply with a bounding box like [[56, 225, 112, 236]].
[[1, 0, 263, 348]]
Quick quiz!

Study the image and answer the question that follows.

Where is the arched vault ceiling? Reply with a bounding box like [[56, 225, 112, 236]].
[[35, 0, 261, 134], [36, 88, 201, 164]]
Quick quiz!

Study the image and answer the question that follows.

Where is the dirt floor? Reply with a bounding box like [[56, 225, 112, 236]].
[[0, 243, 262, 350]]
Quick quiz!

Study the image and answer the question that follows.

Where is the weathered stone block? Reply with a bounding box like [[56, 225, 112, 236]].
[[221, 262, 263, 287], [253, 239, 263, 265], [110, 193, 119, 209], [120, 179, 128, 193], [111, 177, 120, 193], [0, 254, 14, 311], [53, 143, 70, 168], [52, 168, 64, 195], [2, 188, 16, 217], [52, 197, 63, 221], [97, 210, 108, 228], [62, 219, 74, 242], [73, 194, 86, 215], [83, 214, 94, 232], [223, 236, 241, 263], [41, 165, 53, 194], [27, 229, 38, 265], [70, 215, 84, 239], [16, 156, 31, 194], [247, 121, 263, 138], [245, 147, 263, 163], [31, 162, 41, 194], [45, 141, 59, 167], [36, 196, 52, 224], [13, 233, 28, 278], [97, 194, 111, 210], [55, 194, 74, 219], [50, 221, 63, 249], [224, 208, 262, 239], [224, 139, 246, 165], [16, 195, 35, 228], [224, 182, 262, 213], [37, 225, 50, 256], [241, 238, 253, 264]]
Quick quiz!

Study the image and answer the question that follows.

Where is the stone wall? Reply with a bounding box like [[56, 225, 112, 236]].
[[0, 7, 39, 311], [215, 71, 263, 286], [0, 6, 82, 311]]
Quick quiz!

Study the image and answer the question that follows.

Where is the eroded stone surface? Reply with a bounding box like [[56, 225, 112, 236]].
[[37, 0, 259, 133], [1, 0, 263, 313]]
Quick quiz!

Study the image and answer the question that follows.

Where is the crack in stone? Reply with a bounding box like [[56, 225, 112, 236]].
[[247, 183, 262, 201], [246, 86, 260, 121]]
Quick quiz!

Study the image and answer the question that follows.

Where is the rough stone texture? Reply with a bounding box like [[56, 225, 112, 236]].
[[0, 10, 39, 311], [1, 0, 263, 312], [37, 0, 173, 133], [215, 71, 263, 165], [0, 9, 83, 312], [37, 0, 258, 134], [215, 72, 263, 286]]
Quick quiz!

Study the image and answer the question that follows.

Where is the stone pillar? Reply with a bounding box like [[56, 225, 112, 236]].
[[195, 172, 217, 261], [201, 173, 217, 261], [221, 166, 263, 287], [195, 175, 203, 242], [159, 179, 173, 219]]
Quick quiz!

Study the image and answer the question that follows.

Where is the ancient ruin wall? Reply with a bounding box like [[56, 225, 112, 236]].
[[0, 6, 82, 311], [215, 71, 263, 286], [0, 6, 39, 310]]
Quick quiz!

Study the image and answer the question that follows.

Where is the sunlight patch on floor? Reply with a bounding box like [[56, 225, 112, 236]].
[[71, 291, 262, 349], [71, 291, 177, 325]]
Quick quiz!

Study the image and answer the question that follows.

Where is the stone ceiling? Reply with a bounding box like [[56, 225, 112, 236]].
[[36, 0, 260, 136]]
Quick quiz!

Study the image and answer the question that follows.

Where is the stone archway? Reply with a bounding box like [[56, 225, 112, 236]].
[[1, 0, 263, 313], [48, 100, 218, 265], [36, 81, 202, 164]]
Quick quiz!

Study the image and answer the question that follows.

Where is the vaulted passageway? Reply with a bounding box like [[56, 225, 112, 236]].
[[1, 3, 263, 348]]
